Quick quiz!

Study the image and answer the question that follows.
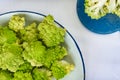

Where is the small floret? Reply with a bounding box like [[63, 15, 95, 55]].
[[32, 68, 52, 80], [51, 60, 74, 79], [19, 22, 38, 42], [0, 27, 17, 44], [38, 15, 66, 47], [17, 61, 33, 72], [0, 43, 24, 72], [8, 15, 25, 32], [0, 70, 13, 80], [43, 46, 67, 68], [22, 41, 46, 66], [13, 71, 33, 80]]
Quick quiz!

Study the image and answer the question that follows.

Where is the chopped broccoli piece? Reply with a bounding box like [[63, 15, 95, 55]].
[[8, 15, 25, 32], [51, 60, 74, 79], [84, 0, 120, 19], [32, 68, 52, 80], [38, 15, 66, 47], [0, 70, 13, 80], [13, 71, 33, 80], [19, 22, 38, 42], [22, 41, 46, 67], [17, 61, 33, 72], [43, 46, 67, 68], [0, 43, 24, 72], [0, 27, 17, 44]]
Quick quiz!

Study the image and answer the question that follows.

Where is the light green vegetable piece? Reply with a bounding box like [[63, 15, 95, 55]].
[[13, 71, 33, 80], [38, 15, 66, 47], [8, 15, 25, 32], [43, 46, 67, 68], [0, 43, 24, 72], [17, 61, 33, 72], [0, 70, 13, 80], [32, 68, 52, 80], [19, 22, 38, 42], [0, 27, 17, 44], [84, 0, 120, 19], [51, 60, 74, 80], [22, 41, 46, 67]]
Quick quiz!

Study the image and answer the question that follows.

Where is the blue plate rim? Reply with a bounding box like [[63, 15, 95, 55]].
[[76, 0, 120, 34], [0, 10, 86, 80]]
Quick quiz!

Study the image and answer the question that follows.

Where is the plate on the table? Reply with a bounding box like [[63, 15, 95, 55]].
[[77, 0, 120, 34], [0, 11, 85, 80]]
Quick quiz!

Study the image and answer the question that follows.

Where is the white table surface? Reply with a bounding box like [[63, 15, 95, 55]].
[[1, 0, 120, 80]]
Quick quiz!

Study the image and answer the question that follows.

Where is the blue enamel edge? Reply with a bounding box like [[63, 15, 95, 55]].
[[0, 10, 86, 80]]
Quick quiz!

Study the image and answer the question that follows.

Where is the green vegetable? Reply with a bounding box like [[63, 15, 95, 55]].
[[85, 0, 120, 19], [0, 70, 13, 80], [32, 68, 52, 80], [38, 15, 66, 47], [0, 15, 74, 80], [19, 22, 38, 42], [0, 27, 17, 44], [17, 61, 33, 72], [8, 15, 25, 32], [22, 41, 46, 66], [43, 46, 67, 68], [51, 60, 74, 79], [0, 43, 24, 72], [13, 71, 33, 80]]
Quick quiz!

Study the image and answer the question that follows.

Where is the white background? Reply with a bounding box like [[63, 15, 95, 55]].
[[1, 0, 120, 80]]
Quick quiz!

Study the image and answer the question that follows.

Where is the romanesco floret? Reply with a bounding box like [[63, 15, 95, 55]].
[[13, 71, 33, 80], [38, 15, 66, 47], [0, 43, 24, 72], [32, 68, 52, 80], [51, 60, 74, 79], [0, 27, 17, 44], [43, 46, 67, 68], [8, 15, 25, 32], [0, 70, 13, 80], [19, 22, 38, 42], [22, 41, 46, 66], [85, 0, 120, 19], [17, 61, 33, 72]]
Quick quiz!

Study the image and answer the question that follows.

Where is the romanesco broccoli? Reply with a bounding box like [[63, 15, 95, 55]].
[[19, 22, 38, 42], [38, 15, 66, 47], [0, 70, 13, 80], [32, 68, 52, 80], [51, 60, 74, 79], [8, 15, 25, 32], [0, 43, 24, 72], [13, 71, 33, 80], [22, 41, 46, 66], [17, 61, 33, 72], [43, 46, 67, 68], [0, 14, 74, 80], [0, 27, 17, 44]]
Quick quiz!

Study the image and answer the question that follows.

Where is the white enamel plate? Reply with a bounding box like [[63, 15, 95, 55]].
[[0, 11, 85, 80]]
